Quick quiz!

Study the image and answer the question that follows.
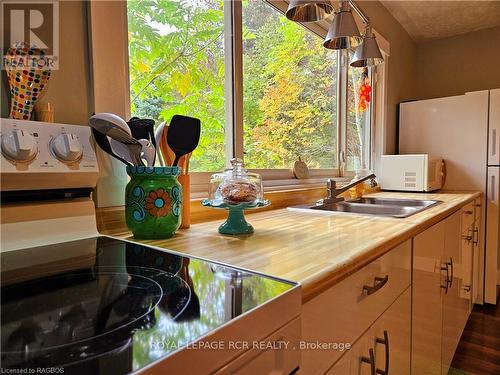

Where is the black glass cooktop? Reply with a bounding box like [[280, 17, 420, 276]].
[[0, 236, 294, 374]]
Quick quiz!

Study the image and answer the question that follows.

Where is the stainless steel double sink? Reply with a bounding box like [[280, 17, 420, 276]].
[[291, 197, 442, 218]]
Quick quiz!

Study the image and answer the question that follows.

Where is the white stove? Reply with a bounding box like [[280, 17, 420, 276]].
[[0, 119, 301, 374]]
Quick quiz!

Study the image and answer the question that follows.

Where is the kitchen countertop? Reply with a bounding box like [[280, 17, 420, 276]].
[[98, 191, 481, 302]]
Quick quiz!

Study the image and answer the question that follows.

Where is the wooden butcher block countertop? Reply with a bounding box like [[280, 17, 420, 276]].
[[98, 191, 481, 302]]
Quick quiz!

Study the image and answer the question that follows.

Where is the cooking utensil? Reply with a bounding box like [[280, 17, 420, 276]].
[[138, 139, 156, 167], [90, 113, 138, 166], [179, 152, 192, 175], [91, 128, 133, 166], [166, 115, 201, 166], [154, 122, 166, 166], [5, 42, 52, 120], [128, 117, 156, 164], [159, 124, 175, 166], [89, 113, 144, 166]]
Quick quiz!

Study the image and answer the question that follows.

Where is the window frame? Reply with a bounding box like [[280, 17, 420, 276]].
[[91, 0, 389, 202]]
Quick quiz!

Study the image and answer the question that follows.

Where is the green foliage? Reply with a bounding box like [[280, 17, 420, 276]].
[[128, 0, 363, 172], [128, 0, 226, 172], [242, 0, 338, 168]]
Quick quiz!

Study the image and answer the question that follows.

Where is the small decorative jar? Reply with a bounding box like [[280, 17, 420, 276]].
[[125, 166, 182, 239]]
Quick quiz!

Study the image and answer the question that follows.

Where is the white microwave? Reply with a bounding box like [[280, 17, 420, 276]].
[[379, 154, 444, 192]]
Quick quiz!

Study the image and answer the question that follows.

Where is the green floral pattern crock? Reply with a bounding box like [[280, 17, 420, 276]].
[[125, 166, 182, 239]]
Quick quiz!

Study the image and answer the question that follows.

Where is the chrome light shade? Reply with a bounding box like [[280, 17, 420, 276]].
[[350, 27, 384, 67], [285, 1, 334, 23], [323, 1, 362, 50]]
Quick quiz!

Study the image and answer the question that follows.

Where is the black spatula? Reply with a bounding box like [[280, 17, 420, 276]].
[[166, 115, 201, 166]]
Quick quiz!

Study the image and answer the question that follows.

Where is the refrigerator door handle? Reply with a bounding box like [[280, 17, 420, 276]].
[[491, 129, 498, 161], [491, 174, 497, 203]]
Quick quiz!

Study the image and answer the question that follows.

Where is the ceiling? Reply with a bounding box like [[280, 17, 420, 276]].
[[380, 1, 500, 43]]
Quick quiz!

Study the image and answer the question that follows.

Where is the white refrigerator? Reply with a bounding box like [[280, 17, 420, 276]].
[[399, 89, 500, 305]]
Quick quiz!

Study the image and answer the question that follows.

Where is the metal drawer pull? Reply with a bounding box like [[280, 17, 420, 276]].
[[375, 330, 390, 375], [441, 263, 449, 294], [462, 285, 471, 292], [363, 275, 389, 296], [463, 210, 473, 215], [361, 348, 376, 375]]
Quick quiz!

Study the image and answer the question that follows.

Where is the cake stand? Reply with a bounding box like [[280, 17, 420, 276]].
[[201, 199, 270, 235]]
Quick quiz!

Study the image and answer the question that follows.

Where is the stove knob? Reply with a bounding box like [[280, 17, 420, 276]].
[[51, 133, 83, 163], [1, 129, 37, 162]]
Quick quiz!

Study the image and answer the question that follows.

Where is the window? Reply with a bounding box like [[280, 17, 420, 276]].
[[127, 0, 227, 172], [242, 1, 338, 169], [127, 0, 376, 178], [347, 57, 372, 172]]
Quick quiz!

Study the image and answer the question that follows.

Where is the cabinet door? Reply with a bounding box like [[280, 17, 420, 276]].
[[472, 199, 482, 304], [324, 349, 352, 375], [370, 288, 411, 375], [442, 212, 471, 374], [412, 220, 446, 375], [488, 88, 500, 166]]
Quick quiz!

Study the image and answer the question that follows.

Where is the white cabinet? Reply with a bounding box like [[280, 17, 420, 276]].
[[488, 88, 500, 166], [472, 198, 482, 304], [301, 241, 411, 374], [213, 318, 301, 375], [326, 288, 411, 375], [412, 219, 446, 375], [442, 211, 471, 373], [413, 210, 476, 375]]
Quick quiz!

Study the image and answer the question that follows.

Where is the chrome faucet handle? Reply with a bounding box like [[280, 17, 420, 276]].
[[327, 178, 336, 189]]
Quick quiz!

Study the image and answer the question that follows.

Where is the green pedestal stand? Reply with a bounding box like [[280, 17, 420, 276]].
[[201, 199, 270, 235]]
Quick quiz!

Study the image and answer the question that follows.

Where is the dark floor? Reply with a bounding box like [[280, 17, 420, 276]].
[[449, 297, 500, 375]]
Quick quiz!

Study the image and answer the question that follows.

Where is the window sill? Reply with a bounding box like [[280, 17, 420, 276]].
[[96, 184, 329, 233], [190, 174, 354, 197]]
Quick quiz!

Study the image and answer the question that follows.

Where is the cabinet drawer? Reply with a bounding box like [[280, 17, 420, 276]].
[[301, 240, 411, 375], [214, 318, 301, 375], [461, 202, 475, 233], [326, 288, 411, 375]]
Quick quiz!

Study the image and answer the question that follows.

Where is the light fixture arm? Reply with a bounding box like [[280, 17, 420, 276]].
[[348, 0, 369, 25]]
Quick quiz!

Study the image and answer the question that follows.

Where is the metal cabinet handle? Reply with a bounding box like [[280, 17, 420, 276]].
[[363, 275, 389, 296], [447, 257, 454, 289], [361, 348, 376, 375], [473, 228, 479, 245], [445, 257, 454, 289], [462, 285, 471, 292], [375, 330, 390, 375], [441, 263, 449, 294], [463, 210, 473, 215]]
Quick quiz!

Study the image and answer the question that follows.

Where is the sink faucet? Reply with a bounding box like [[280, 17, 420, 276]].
[[319, 173, 378, 204]]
